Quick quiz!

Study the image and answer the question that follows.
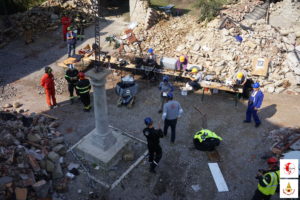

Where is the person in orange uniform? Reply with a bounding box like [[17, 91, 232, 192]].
[[61, 12, 71, 41], [41, 66, 57, 109]]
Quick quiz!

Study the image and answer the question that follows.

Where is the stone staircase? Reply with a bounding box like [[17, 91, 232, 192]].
[[244, 2, 270, 20]]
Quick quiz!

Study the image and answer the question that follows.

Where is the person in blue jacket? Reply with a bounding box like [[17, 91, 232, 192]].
[[244, 82, 264, 127]]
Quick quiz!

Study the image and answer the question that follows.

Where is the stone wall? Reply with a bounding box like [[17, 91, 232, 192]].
[[130, 0, 149, 23]]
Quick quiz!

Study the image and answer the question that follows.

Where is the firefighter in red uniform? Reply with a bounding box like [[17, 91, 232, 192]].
[[61, 12, 71, 41], [40, 66, 57, 109]]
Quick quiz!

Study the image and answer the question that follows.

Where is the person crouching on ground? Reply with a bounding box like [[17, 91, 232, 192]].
[[186, 67, 202, 91], [193, 129, 222, 151], [143, 117, 163, 173]]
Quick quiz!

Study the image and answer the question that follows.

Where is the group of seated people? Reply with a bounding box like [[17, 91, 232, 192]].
[[139, 48, 252, 98]]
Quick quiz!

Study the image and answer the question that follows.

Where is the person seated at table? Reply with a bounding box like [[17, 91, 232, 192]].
[[176, 55, 188, 72], [193, 129, 222, 151], [144, 48, 157, 67], [234, 71, 253, 99], [185, 68, 202, 91]]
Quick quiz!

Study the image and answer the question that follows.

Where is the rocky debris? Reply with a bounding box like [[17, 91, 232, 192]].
[[221, 0, 264, 22], [118, 3, 300, 94], [0, 0, 94, 48], [37, 77, 67, 95], [268, 127, 300, 153], [0, 111, 72, 199], [269, 0, 300, 37], [0, 83, 18, 101]]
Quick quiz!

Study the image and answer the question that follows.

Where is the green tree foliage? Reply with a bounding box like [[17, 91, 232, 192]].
[[194, 0, 229, 22]]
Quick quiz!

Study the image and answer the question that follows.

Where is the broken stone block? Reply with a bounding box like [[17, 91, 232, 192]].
[[27, 133, 42, 143], [123, 152, 135, 161], [52, 144, 66, 156], [52, 163, 64, 179], [49, 121, 59, 128], [48, 151, 60, 162], [50, 136, 64, 145], [192, 43, 200, 51], [67, 163, 80, 171], [13, 102, 22, 108], [176, 44, 185, 52], [32, 180, 51, 198], [15, 187, 27, 200], [46, 160, 55, 172], [3, 103, 12, 108], [275, 87, 285, 93], [267, 86, 275, 93], [0, 176, 13, 187], [27, 155, 41, 172]]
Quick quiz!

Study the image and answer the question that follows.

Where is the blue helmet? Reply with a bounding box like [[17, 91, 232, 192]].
[[144, 117, 153, 125], [148, 48, 153, 54], [252, 82, 260, 88], [167, 92, 173, 99], [163, 75, 169, 82]]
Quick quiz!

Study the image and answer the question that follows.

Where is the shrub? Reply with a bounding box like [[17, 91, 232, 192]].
[[194, 0, 228, 22]]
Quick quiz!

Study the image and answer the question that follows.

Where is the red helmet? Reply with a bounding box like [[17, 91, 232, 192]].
[[267, 157, 278, 165], [78, 72, 85, 79]]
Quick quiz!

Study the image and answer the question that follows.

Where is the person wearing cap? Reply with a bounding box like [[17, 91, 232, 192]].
[[158, 76, 174, 113], [144, 48, 157, 67], [162, 92, 183, 144], [244, 82, 264, 127], [66, 27, 77, 57], [186, 68, 202, 91], [252, 157, 279, 200], [40, 66, 57, 109], [65, 63, 79, 104], [176, 55, 188, 71], [74, 13, 86, 41], [193, 129, 222, 151], [76, 72, 91, 112], [143, 117, 163, 173], [61, 12, 71, 41], [234, 71, 252, 99]]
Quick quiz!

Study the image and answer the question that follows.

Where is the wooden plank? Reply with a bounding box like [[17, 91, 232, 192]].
[[206, 150, 221, 162], [252, 57, 270, 77], [208, 163, 229, 192]]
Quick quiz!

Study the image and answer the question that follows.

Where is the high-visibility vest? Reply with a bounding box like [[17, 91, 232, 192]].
[[194, 129, 222, 143], [257, 170, 279, 195]]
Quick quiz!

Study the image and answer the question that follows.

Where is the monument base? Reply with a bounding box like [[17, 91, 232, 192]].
[[74, 128, 130, 169]]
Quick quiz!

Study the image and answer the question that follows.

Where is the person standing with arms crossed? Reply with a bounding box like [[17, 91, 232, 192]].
[[162, 92, 183, 144]]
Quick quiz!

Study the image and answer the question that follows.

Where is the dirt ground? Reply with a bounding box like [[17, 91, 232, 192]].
[[1, 16, 300, 200]]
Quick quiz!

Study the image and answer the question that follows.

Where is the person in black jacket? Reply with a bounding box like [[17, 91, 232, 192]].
[[143, 117, 163, 173], [76, 72, 91, 112], [65, 64, 79, 104]]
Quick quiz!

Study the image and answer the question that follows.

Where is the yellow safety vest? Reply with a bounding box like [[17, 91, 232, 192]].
[[258, 170, 279, 195], [194, 129, 222, 143]]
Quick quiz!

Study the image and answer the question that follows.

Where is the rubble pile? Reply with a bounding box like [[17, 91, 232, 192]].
[[0, 111, 73, 200], [0, 1, 93, 48], [221, 0, 264, 22], [125, 6, 300, 94], [268, 127, 300, 152], [0, 83, 18, 102]]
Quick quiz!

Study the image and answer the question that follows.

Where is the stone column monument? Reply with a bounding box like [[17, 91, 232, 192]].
[[75, 69, 129, 168]]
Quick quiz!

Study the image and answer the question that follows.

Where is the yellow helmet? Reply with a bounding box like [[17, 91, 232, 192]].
[[179, 56, 185, 62], [237, 72, 243, 79], [191, 68, 198, 73]]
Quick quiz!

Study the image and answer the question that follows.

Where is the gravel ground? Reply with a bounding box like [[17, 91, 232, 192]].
[[1, 16, 300, 200]]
